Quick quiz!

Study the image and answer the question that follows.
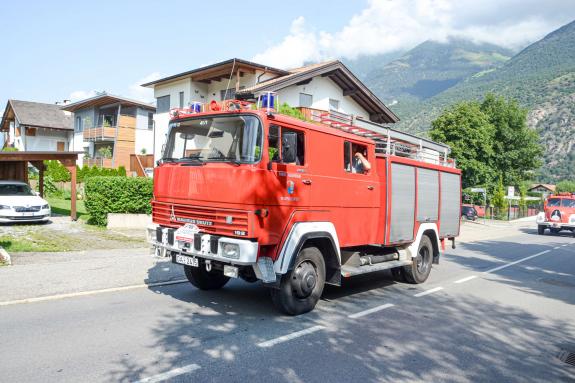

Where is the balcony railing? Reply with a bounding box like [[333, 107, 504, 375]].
[[85, 157, 113, 168], [83, 126, 117, 141]]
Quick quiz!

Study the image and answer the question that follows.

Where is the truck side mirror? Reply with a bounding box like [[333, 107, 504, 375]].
[[281, 132, 297, 164]]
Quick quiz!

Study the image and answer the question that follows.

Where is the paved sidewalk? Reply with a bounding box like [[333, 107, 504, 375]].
[[0, 248, 184, 303]]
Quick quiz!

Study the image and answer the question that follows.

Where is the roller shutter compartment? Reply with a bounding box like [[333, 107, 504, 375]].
[[417, 168, 439, 222], [439, 172, 461, 237], [389, 164, 416, 243]]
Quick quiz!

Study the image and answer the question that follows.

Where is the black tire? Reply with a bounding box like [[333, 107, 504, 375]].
[[184, 263, 230, 290], [537, 225, 545, 235], [391, 267, 406, 282], [550, 228, 560, 235], [271, 246, 326, 316], [402, 235, 433, 284]]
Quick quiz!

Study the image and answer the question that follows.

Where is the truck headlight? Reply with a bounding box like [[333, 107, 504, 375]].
[[221, 242, 240, 259], [536, 212, 545, 223], [570, 214, 575, 224]]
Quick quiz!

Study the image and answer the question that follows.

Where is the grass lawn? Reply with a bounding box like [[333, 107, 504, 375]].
[[0, 232, 72, 252], [46, 196, 90, 221]]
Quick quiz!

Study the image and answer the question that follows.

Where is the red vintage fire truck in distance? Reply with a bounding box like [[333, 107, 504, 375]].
[[536, 193, 575, 236], [148, 96, 461, 315]]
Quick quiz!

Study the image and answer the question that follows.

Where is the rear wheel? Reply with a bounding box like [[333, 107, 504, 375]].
[[402, 235, 433, 284], [538, 225, 545, 235], [271, 246, 326, 316], [184, 263, 230, 290], [550, 228, 560, 235], [391, 267, 406, 282]]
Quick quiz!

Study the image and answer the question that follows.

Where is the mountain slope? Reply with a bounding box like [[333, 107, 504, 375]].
[[394, 20, 575, 181], [362, 39, 513, 118]]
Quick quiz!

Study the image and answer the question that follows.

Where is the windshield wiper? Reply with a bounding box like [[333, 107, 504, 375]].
[[175, 157, 205, 165], [207, 156, 241, 166], [157, 157, 177, 165]]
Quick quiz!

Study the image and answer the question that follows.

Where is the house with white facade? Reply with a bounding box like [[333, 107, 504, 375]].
[[61, 94, 155, 172], [1, 99, 74, 151], [142, 58, 399, 159]]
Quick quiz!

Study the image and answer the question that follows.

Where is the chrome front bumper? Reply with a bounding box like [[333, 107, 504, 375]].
[[537, 221, 575, 229], [147, 224, 259, 265]]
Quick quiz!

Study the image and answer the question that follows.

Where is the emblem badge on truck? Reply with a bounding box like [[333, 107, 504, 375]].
[[287, 180, 295, 195]]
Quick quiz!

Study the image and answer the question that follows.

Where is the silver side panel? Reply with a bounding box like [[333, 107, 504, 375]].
[[417, 169, 439, 222], [390, 164, 415, 242], [439, 172, 461, 237]]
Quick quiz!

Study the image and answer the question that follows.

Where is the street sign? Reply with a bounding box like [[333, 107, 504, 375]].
[[470, 188, 486, 193], [507, 186, 515, 198]]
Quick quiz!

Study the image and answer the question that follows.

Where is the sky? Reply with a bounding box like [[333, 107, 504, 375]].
[[1, 0, 574, 109]]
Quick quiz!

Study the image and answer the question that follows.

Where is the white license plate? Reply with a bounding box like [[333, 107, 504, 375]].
[[22, 212, 35, 217], [175, 254, 199, 267]]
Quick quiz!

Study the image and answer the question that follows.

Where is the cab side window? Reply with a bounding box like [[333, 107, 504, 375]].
[[344, 141, 369, 174], [268, 125, 305, 165]]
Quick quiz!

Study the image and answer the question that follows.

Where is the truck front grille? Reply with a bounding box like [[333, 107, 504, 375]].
[[152, 201, 251, 238]]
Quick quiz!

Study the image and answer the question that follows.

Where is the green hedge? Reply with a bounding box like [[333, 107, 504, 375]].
[[84, 176, 153, 226], [44, 160, 127, 182]]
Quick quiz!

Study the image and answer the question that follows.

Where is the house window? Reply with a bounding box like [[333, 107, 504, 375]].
[[344, 141, 369, 174], [299, 93, 313, 108], [76, 116, 83, 132], [268, 125, 305, 165], [25, 127, 37, 136], [220, 88, 236, 101], [156, 95, 170, 113], [147, 112, 154, 130], [179, 92, 184, 108], [329, 98, 340, 111]]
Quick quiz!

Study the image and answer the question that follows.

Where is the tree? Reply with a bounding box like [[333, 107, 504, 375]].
[[480, 94, 542, 186], [429, 101, 495, 188], [491, 176, 507, 210], [556, 180, 575, 193], [430, 94, 543, 192]]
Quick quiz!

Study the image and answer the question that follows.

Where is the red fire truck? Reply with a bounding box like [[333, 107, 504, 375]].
[[536, 193, 575, 235], [148, 96, 461, 315]]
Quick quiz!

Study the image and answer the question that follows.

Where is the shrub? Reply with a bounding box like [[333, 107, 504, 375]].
[[45, 160, 70, 182], [2, 146, 18, 152], [84, 176, 153, 226]]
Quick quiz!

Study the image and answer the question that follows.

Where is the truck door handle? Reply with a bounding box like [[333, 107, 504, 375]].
[[302, 179, 312, 185], [367, 185, 374, 190]]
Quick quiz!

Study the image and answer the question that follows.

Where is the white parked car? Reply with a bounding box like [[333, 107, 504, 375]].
[[0, 181, 51, 223]]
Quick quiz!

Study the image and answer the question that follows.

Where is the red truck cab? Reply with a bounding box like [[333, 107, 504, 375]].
[[148, 99, 461, 314], [536, 193, 575, 236]]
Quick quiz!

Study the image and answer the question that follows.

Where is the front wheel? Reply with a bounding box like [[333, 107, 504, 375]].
[[550, 228, 560, 235], [184, 264, 230, 290], [402, 235, 433, 284], [538, 225, 545, 235], [271, 246, 326, 316]]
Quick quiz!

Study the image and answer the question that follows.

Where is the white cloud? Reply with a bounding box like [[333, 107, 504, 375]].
[[253, 0, 575, 68], [68, 72, 162, 104], [69, 90, 98, 102], [127, 72, 162, 103]]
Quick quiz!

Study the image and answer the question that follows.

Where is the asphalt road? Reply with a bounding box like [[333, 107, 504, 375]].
[[1, 228, 574, 383]]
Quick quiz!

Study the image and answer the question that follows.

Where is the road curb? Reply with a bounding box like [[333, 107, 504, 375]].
[[0, 246, 11, 266]]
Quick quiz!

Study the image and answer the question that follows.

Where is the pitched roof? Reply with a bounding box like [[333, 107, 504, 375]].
[[236, 60, 399, 124], [1, 100, 73, 131], [61, 93, 155, 112], [141, 58, 289, 87], [529, 183, 556, 191]]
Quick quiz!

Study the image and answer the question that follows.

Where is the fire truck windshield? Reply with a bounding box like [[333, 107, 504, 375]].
[[164, 115, 262, 164]]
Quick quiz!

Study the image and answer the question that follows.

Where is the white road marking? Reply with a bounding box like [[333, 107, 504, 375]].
[[562, 244, 569, 247], [484, 250, 551, 274], [454, 275, 477, 284], [554, 246, 560, 249], [414, 286, 444, 297], [257, 325, 325, 348], [134, 363, 201, 383], [348, 303, 395, 319], [0, 279, 189, 307]]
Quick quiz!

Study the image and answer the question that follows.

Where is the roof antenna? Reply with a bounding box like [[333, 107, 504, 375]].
[[222, 59, 237, 101]]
